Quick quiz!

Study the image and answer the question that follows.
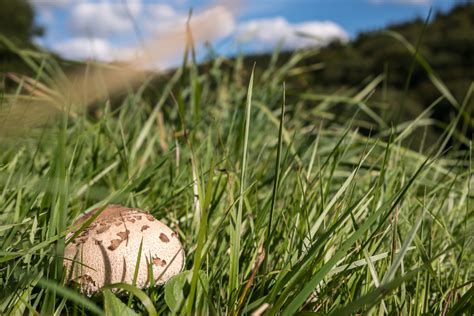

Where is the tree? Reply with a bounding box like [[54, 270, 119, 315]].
[[0, 0, 44, 46]]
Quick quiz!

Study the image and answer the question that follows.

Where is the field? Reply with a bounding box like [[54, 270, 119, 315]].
[[0, 38, 473, 315]]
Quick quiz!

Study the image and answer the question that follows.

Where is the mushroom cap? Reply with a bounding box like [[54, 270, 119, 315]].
[[63, 205, 185, 295]]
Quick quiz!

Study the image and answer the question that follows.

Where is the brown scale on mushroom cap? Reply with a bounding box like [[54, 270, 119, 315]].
[[63, 205, 185, 296], [159, 233, 170, 243]]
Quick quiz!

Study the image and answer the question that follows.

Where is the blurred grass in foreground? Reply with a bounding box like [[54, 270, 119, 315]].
[[0, 30, 473, 315]]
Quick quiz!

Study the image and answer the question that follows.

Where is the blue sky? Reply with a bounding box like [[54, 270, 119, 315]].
[[31, 0, 459, 67]]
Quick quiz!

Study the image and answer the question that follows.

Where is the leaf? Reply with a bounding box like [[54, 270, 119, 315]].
[[165, 270, 209, 313], [103, 283, 157, 316], [103, 289, 138, 316]]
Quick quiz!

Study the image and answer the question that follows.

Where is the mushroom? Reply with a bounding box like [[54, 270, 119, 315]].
[[63, 205, 185, 296]]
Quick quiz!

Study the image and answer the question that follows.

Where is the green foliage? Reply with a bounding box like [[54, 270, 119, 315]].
[[0, 0, 43, 46], [165, 270, 209, 314], [0, 0, 44, 81], [103, 290, 138, 316]]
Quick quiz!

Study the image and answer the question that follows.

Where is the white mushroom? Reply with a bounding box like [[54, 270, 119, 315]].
[[63, 205, 185, 295]]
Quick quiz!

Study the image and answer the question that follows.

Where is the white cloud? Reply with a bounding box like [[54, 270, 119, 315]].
[[236, 17, 348, 50], [50, 4, 236, 69], [137, 4, 236, 67], [146, 5, 236, 42], [148, 4, 178, 21], [369, 0, 431, 5], [69, 0, 142, 37], [191, 6, 236, 42], [52, 37, 136, 62], [37, 1, 349, 65], [143, 4, 185, 35], [65, 2, 235, 53]]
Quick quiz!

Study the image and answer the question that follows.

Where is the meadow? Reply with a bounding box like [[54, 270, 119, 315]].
[[0, 32, 472, 315]]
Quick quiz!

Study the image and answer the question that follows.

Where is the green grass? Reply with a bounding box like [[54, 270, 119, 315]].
[[0, 35, 473, 315]]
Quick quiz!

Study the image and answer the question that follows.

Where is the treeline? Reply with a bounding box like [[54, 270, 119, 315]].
[[0, 0, 44, 75]]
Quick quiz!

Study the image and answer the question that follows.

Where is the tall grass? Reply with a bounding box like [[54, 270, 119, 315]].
[[0, 34, 473, 315]]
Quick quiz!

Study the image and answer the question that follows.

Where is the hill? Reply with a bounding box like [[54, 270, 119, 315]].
[[233, 3, 473, 145]]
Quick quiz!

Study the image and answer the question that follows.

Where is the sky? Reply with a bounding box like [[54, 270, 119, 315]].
[[30, 0, 459, 68]]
